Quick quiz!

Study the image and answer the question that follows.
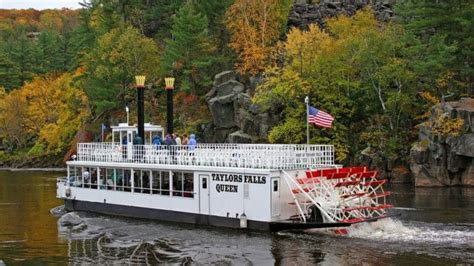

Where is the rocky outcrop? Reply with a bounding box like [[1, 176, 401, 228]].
[[205, 71, 279, 143], [358, 146, 411, 183], [288, 0, 395, 30], [410, 98, 474, 187], [58, 212, 84, 226]]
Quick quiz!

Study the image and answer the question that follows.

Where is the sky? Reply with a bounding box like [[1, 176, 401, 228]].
[[0, 0, 82, 10]]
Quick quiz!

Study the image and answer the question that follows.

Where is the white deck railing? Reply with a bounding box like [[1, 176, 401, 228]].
[[75, 143, 335, 170]]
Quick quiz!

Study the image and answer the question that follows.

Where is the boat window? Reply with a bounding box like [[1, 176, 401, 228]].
[[273, 179, 279, 192], [183, 173, 194, 198], [202, 177, 207, 189], [105, 168, 120, 191], [90, 168, 98, 189], [69, 167, 192, 198], [98, 168, 107, 190], [172, 172, 183, 197], [70, 167, 81, 187], [151, 171, 161, 194], [161, 171, 170, 195], [133, 170, 141, 193], [142, 170, 151, 194], [123, 169, 132, 192]]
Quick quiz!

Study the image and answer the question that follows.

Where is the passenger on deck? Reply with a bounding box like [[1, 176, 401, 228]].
[[152, 135, 161, 148], [188, 134, 197, 151], [133, 135, 143, 145], [164, 134, 174, 147], [175, 134, 182, 145], [182, 134, 189, 145], [122, 136, 128, 160]]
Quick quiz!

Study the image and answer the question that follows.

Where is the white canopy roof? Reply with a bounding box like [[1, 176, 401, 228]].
[[111, 123, 164, 132]]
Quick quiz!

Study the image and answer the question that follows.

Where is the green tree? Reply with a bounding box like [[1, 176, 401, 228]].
[[83, 25, 161, 115], [195, 0, 234, 65], [36, 30, 64, 73], [8, 35, 37, 86], [396, 0, 474, 95], [0, 53, 22, 90], [161, 2, 216, 94]]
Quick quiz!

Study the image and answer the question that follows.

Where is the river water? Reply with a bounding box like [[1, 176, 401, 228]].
[[0, 171, 472, 265]]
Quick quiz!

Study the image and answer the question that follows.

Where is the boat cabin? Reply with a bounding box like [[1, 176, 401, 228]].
[[110, 123, 164, 145]]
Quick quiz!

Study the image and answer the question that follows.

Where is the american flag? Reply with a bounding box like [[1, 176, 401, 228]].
[[308, 106, 334, 128]]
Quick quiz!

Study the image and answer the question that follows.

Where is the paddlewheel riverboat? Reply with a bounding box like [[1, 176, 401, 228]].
[[57, 123, 393, 233]]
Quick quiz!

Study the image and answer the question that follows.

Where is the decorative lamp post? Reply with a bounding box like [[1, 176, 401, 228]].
[[135, 75, 146, 143], [165, 77, 175, 135], [125, 105, 129, 125]]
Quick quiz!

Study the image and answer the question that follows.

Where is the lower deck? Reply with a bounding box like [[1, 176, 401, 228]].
[[58, 163, 301, 226]]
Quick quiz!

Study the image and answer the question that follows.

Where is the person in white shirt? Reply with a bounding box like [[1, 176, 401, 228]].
[[174, 134, 182, 145]]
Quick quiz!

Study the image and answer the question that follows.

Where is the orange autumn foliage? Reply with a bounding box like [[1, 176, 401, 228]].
[[225, 0, 292, 76]]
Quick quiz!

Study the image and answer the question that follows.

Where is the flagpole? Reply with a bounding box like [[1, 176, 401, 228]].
[[305, 96, 309, 145]]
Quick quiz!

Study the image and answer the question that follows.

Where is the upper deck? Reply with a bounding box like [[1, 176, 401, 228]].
[[74, 143, 336, 170]]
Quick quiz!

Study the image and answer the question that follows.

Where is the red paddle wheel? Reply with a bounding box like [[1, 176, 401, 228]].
[[282, 166, 392, 235]]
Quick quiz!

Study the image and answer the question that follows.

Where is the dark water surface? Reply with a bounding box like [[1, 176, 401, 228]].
[[0, 171, 473, 265]]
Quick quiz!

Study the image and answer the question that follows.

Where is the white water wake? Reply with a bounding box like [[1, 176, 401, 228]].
[[346, 218, 474, 247]]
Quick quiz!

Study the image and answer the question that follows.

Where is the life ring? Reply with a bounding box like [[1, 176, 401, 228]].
[[114, 145, 122, 152]]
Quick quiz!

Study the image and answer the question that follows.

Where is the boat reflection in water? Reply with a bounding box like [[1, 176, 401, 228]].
[[56, 205, 473, 265]]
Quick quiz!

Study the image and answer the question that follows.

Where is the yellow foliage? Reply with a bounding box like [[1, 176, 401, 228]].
[[226, 0, 292, 75], [430, 112, 464, 137], [0, 72, 90, 153], [436, 71, 455, 90], [416, 91, 440, 121], [327, 7, 377, 38], [0, 88, 29, 147], [284, 24, 333, 76], [420, 91, 439, 105]]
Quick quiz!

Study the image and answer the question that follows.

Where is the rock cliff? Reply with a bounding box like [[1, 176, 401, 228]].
[[288, 0, 395, 30], [410, 98, 474, 187], [204, 71, 279, 143]]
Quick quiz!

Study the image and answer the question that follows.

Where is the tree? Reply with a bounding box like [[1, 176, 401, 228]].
[[0, 87, 30, 148], [396, 0, 474, 95], [161, 2, 216, 94], [83, 25, 161, 115], [0, 53, 22, 90], [255, 9, 417, 162], [36, 30, 64, 74], [0, 72, 90, 153], [226, 0, 292, 75], [7, 35, 36, 86], [195, 0, 234, 65]]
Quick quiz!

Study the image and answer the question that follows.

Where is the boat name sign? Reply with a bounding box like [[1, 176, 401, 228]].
[[211, 173, 266, 193]]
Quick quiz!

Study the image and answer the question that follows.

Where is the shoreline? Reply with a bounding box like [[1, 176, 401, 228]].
[[0, 168, 66, 172]]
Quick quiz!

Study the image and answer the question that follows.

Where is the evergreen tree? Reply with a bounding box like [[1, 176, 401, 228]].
[[8, 35, 36, 86], [161, 1, 216, 94], [146, 0, 185, 40], [0, 53, 22, 90], [37, 30, 64, 73], [195, 0, 234, 70], [396, 0, 474, 95]]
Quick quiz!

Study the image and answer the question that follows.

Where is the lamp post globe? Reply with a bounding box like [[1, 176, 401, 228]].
[[165, 77, 175, 135]]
